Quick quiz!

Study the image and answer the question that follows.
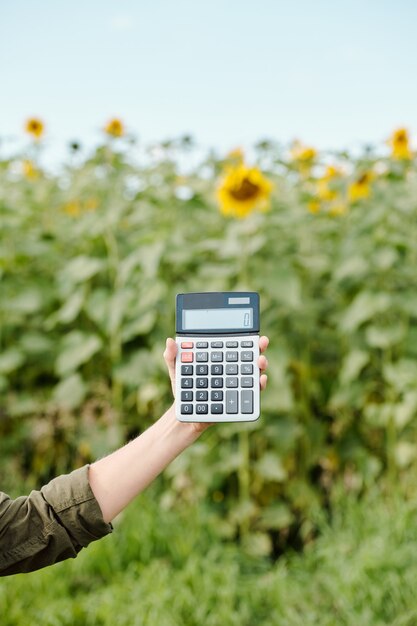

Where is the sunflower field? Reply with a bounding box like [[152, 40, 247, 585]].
[[2, 120, 417, 622]]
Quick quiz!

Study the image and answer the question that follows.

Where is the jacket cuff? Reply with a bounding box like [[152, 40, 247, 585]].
[[41, 465, 112, 548]]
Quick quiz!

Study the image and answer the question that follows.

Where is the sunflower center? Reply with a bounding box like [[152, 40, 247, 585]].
[[229, 177, 260, 201], [357, 173, 370, 185]]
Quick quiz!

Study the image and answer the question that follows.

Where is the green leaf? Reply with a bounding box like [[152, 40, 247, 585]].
[[394, 442, 416, 469], [0, 348, 24, 374], [5, 288, 44, 314], [62, 255, 103, 284], [56, 331, 102, 376], [384, 359, 417, 392], [334, 256, 369, 282], [366, 324, 405, 348], [53, 373, 87, 409], [340, 292, 391, 332], [255, 452, 287, 482], [258, 503, 294, 530], [57, 289, 85, 323], [393, 391, 417, 429], [339, 349, 369, 385]]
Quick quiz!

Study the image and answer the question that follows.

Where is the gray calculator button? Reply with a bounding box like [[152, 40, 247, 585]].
[[241, 377, 254, 387], [226, 364, 238, 375], [226, 351, 238, 362], [181, 390, 193, 401], [211, 341, 223, 348], [196, 390, 208, 401], [196, 342, 208, 348], [181, 365, 193, 375], [241, 363, 253, 374], [211, 352, 223, 362], [196, 404, 208, 414], [226, 390, 238, 413], [211, 377, 223, 388], [211, 390, 223, 401], [196, 352, 208, 362], [241, 351, 253, 362], [196, 377, 208, 388], [226, 377, 238, 388], [241, 341, 253, 348], [181, 404, 193, 414], [196, 364, 208, 375], [226, 341, 238, 348], [211, 403, 224, 414], [241, 390, 253, 413], [211, 364, 223, 375], [181, 378, 193, 388]]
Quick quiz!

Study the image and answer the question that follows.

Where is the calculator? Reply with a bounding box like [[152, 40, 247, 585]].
[[175, 292, 260, 423]]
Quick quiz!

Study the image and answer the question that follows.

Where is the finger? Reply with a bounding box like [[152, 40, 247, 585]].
[[258, 354, 268, 372], [259, 336, 269, 353], [163, 338, 177, 387], [260, 373, 268, 391]]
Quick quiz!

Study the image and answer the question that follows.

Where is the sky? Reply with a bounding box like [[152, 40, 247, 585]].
[[1, 0, 417, 162]]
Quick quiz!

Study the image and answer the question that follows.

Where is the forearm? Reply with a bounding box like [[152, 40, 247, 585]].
[[88, 404, 200, 523]]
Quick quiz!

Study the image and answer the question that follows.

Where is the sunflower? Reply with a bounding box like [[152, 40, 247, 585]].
[[217, 163, 273, 219], [348, 172, 373, 202], [104, 118, 125, 138], [22, 160, 39, 180], [316, 165, 343, 201], [390, 128, 412, 160], [24, 117, 44, 139], [63, 200, 81, 217], [291, 141, 317, 162]]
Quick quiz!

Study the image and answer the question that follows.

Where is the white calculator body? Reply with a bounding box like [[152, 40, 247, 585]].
[[175, 292, 260, 423]]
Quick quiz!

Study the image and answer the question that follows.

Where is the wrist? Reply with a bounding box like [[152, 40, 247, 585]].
[[160, 404, 203, 448]]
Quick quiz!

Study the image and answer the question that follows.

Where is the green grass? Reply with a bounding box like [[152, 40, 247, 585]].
[[3, 481, 417, 625]]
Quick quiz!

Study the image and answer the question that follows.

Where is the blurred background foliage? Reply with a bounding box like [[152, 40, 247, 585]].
[[2, 121, 417, 617]]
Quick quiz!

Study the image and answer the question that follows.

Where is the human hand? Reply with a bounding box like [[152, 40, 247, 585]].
[[163, 336, 269, 432]]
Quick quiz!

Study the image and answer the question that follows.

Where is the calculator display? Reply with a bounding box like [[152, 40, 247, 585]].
[[183, 308, 253, 331]]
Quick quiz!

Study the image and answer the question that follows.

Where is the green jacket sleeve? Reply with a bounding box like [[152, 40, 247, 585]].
[[0, 465, 112, 576]]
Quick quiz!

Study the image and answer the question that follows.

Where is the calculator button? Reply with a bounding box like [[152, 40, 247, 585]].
[[211, 341, 224, 348], [226, 377, 238, 388], [226, 341, 238, 348], [211, 390, 223, 401], [226, 364, 238, 375], [181, 342, 194, 348], [241, 351, 253, 362], [196, 364, 208, 375], [196, 352, 208, 362], [181, 390, 193, 401], [181, 352, 193, 363], [211, 377, 223, 388], [226, 351, 238, 362], [241, 377, 254, 387], [241, 341, 253, 348], [196, 390, 208, 401], [181, 378, 193, 388], [196, 378, 208, 388], [211, 352, 223, 362], [226, 390, 238, 413], [196, 404, 208, 414], [241, 364, 253, 374], [211, 364, 223, 375], [211, 404, 223, 414], [181, 404, 193, 414], [241, 390, 253, 414], [181, 365, 193, 375], [196, 342, 208, 348]]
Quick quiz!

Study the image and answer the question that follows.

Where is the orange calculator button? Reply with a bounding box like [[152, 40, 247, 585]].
[[181, 342, 194, 349], [181, 352, 194, 363]]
